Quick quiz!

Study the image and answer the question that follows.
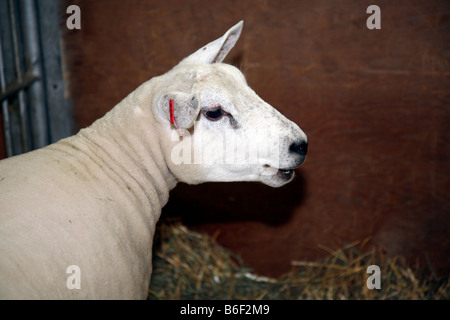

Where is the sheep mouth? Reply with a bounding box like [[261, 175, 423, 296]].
[[261, 165, 296, 187], [262, 165, 295, 180], [276, 168, 294, 180]]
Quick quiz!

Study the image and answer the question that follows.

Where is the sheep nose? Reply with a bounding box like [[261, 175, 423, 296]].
[[289, 140, 308, 157]]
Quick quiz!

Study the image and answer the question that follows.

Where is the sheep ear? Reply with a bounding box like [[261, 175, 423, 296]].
[[182, 21, 243, 64], [159, 92, 200, 129]]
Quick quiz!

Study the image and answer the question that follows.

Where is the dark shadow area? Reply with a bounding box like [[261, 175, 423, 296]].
[[162, 169, 307, 227]]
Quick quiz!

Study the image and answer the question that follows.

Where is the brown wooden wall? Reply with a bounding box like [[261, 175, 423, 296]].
[[61, 0, 449, 276]]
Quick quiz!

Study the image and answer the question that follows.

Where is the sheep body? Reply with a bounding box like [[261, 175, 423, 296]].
[[0, 21, 307, 299]]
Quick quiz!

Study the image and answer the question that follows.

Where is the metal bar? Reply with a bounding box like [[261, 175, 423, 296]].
[[8, 0, 30, 153], [20, 0, 49, 149], [0, 71, 39, 103], [0, 33, 13, 157], [36, 0, 74, 142]]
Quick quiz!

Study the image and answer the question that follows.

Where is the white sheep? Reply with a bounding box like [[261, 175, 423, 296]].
[[0, 21, 307, 299]]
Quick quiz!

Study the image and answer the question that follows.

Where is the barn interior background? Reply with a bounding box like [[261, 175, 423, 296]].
[[0, 0, 448, 285]]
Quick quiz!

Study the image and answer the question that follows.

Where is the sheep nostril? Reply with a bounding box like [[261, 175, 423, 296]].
[[289, 140, 308, 157]]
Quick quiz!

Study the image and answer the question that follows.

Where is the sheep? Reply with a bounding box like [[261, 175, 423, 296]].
[[0, 21, 307, 299]]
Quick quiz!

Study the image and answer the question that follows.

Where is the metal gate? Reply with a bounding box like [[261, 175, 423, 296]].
[[0, 0, 73, 157]]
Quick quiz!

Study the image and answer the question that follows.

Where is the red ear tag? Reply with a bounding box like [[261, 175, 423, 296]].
[[169, 99, 183, 136], [169, 99, 175, 124]]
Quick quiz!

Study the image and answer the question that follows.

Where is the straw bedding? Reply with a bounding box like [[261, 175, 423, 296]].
[[148, 218, 449, 300]]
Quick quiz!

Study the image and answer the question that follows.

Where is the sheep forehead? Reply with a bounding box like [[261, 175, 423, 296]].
[[213, 63, 247, 84], [197, 64, 262, 109], [184, 63, 283, 122], [197, 64, 246, 91], [210, 66, 280, 116]]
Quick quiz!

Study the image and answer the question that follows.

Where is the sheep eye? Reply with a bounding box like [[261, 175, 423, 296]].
[[203, 108, 224, 121]]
